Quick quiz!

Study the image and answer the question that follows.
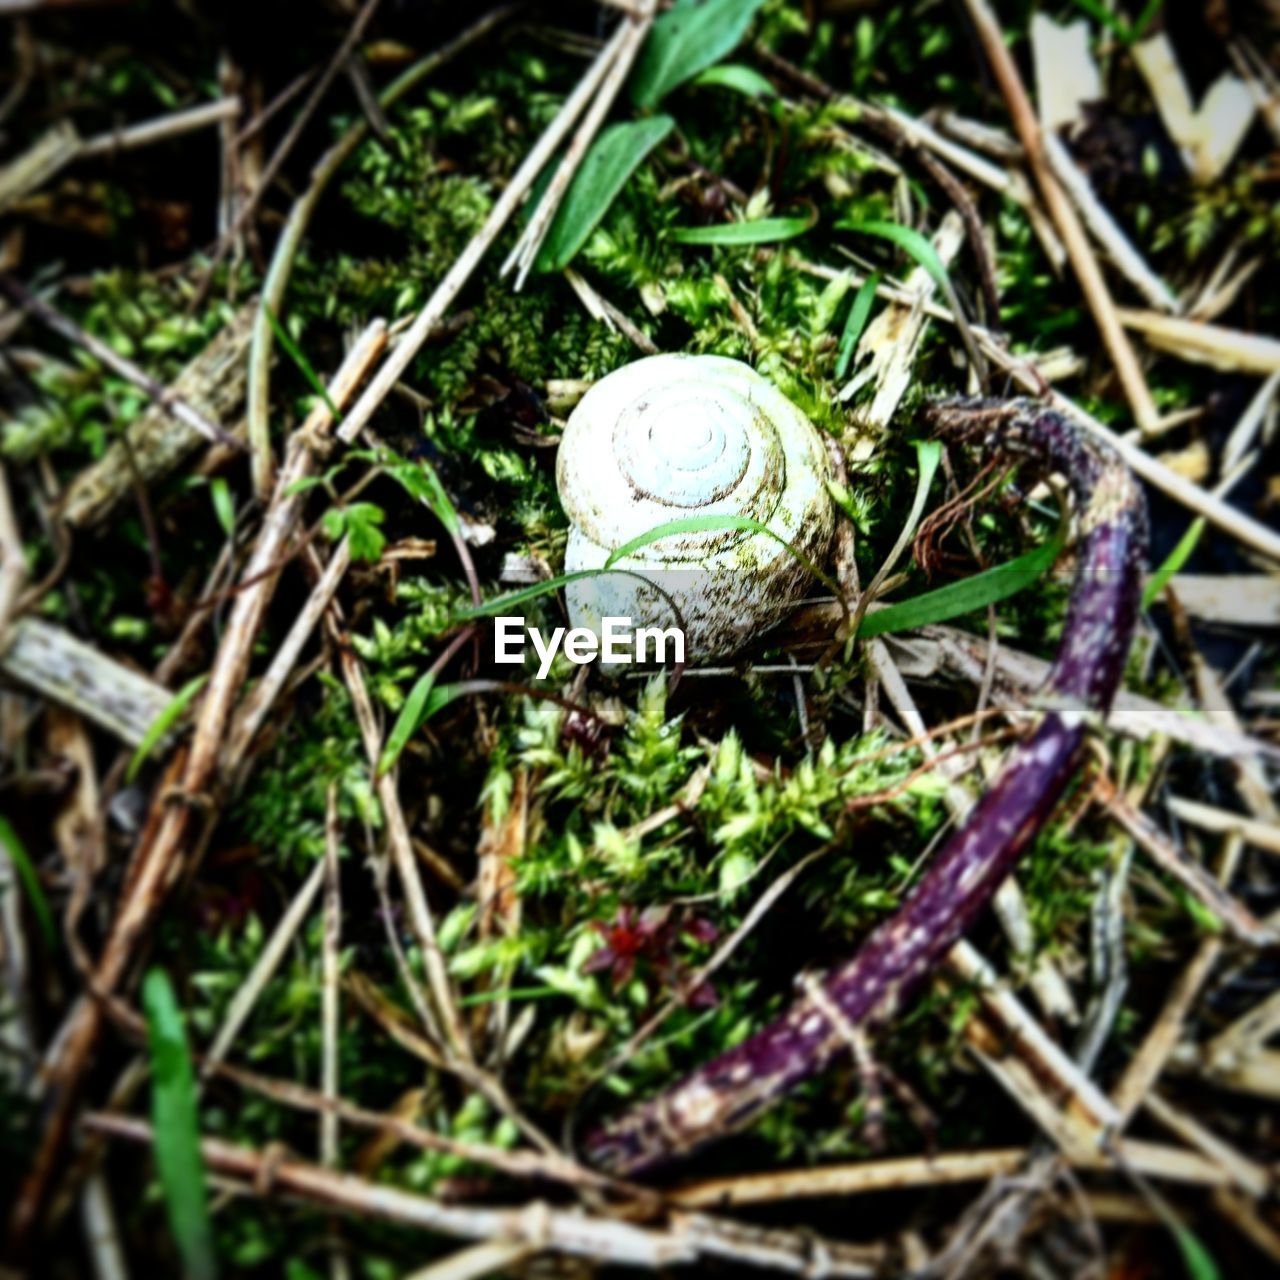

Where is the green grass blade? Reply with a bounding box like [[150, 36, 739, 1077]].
[[263, 306, 341, 422], [836, 271, 881, 380], [602, 512, 848, 610], [455, 570, 608, 620], [1131, 0, 1166, 41], [604, 513, 761, 567], [910, 439, 943, 527], [1142, 517, 1205, 609], [144, 969, 217, 1280], [458, 985, 561, 1007], [692, 63, 776, 99], [0, 815, 56, 948], [378, 669, 439, 777], [837, 219, 952, 295], [1068, 0, 1129, 37], [673, 215, 813, 246], [127, 674, 208, 784], [858, 527, 1066, 639], [209, 477, 235, 538], [1173, 1227, 1221, 1280], [536, 116, 675, 273]]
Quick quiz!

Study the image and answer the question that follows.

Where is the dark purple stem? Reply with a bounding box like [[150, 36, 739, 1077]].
[[584, 399, 1148, 1175]]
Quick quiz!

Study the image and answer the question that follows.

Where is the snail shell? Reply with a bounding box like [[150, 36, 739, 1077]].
[[556, 354, 835, 661]]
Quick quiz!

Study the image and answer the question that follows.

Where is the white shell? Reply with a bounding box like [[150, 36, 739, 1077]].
[[556, 354, 834, 661]]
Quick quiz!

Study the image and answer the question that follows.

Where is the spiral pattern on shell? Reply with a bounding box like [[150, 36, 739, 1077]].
[[556, 355, 835, 661]]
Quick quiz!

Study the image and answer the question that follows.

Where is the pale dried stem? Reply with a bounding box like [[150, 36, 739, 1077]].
[[186, 320, 387, 788], [672, 1137, 1240, 1209], [78, 96, 240, 157], [1203, 988, 1280, 1074], [85, 1114, 884, 1277], [404, 1243, 534, 1280], [0, 461, 27, 649], [803, 250, 1280, 559], [1110, 833, 1246, 1123], [1166, 797, 1280, 856], [336, 644, 450, 1046], [0, 122, 79, 212], [224, 536, 351, 767], [1212, 1187, 1280, 1264], [1, 618, 171, 746], [1142, 1091, 1269, 1197], [78, 1173, 128, 1280], [322, 784, 346, 1280], [948, 941, 1119, 1138], [215, 1060, 608, 1191], [1117, 308, 1280, 375], [202, 0, 384, 340], [960, 0, 1160, 434], [1098, 782, 1269, 945], [1222, 371, 1279, 474], [201, 859, 326, 1079]]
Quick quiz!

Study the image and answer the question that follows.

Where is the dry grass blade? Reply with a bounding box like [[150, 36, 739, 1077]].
[[961, 0, 1160, 434], [77, 96, 240, 158], [1117, 309, 1280, 374], [200, 858, 326, 1077], [1099, 782, 1270, 945], [1166, 797, 1280, 857]]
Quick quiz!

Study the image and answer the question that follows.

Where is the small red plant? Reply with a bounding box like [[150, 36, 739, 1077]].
[[584, 905, 718, 1005]]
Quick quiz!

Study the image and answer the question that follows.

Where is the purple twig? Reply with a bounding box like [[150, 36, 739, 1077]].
[[584, 398, 1148, 1174]]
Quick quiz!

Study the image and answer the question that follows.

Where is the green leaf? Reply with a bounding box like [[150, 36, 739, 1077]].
[[0, 815, 55, 948], [127, 674, 209, 784], [858, 527, 1066, 639], [209, 476, 235, 539], [1173, 1227, 1221, 1280], [630, 0, 769, 109], [386, 457, 462, 537], [1143, 517, 1205, 609], [263, 306, 340, 422], [836, 271, 881, 380], [837, 219, 953, 295], [378, 669, 439, 777], [672, 215, 813, 246], [536, 116, 675, 273], [692, 62, 776, 99], [143, 969, 217, 1280], [347, 502, 386, 562], [911, 439, 943, 518]]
